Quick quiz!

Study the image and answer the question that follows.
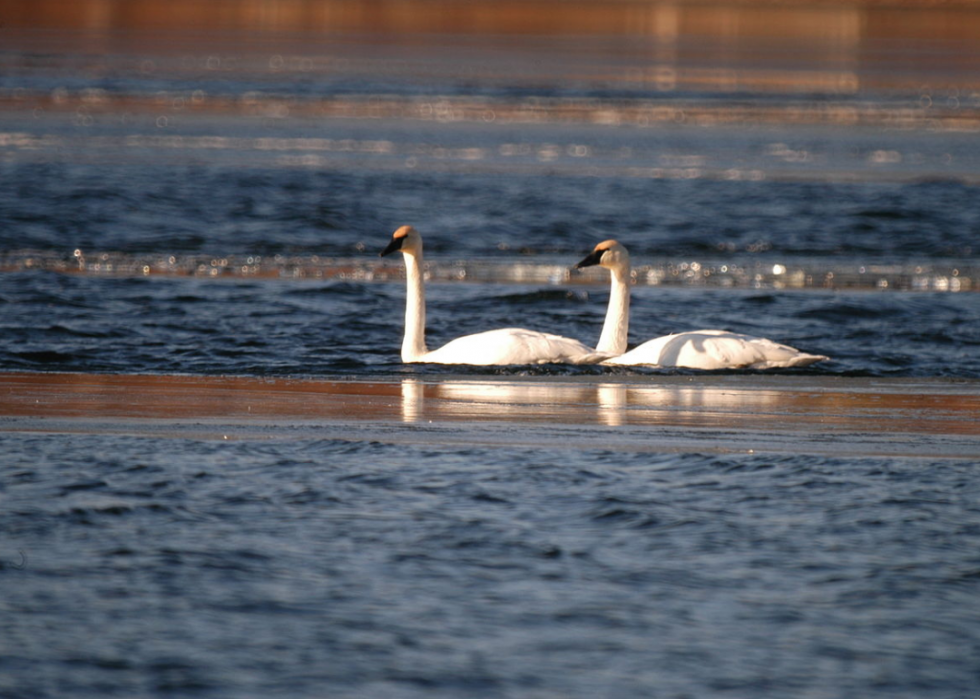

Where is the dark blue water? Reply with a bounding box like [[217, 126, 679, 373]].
[[2, 266, 980, 377], [3, 8, 980, 698], [1, 160, 978, 377], [4, 435, 980, 698]]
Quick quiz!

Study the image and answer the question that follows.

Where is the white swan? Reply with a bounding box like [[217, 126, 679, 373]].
[[380, 225, 601, 365], [575, 240, 829, 369]]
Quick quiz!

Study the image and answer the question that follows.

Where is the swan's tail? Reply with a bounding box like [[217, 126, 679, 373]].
[[752, 352, 830, 369]]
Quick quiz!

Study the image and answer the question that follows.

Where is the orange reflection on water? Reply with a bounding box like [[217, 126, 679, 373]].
[[1, 0, 972, 44], [0, 372, 405, 421], [2, 373, 978, 458], [3, 372, 978, 434], [402, 378, 980, 436], [3, 0, 979, 96]]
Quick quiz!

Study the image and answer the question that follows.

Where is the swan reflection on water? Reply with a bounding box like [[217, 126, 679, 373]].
[[399, 378, 787, 428], [400, 377, 424, 423]]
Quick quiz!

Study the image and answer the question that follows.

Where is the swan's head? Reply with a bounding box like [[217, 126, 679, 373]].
[[380, 225, 421, 257], [575, 239, 629, 272]]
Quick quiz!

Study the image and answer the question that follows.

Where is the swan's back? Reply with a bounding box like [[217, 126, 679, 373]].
[[605, 329, 828, 369], [422, 327, 597, 366]]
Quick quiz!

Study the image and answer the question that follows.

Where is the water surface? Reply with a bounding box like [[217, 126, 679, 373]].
[[3, 2, 980, 697]]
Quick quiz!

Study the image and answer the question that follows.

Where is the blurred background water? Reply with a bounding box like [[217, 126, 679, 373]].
[[2, 0, 980, 377], [2, 1, 980, 697]]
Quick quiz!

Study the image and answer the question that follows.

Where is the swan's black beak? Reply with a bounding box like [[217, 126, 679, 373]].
[[380, 237, 404, 257], [575, 249, 603, 269]]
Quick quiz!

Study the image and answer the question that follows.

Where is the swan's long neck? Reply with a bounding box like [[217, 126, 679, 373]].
[[401, 251, 429, 361], [596, 265, 630, 355]]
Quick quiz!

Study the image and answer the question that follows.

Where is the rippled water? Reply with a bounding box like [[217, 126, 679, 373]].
[[4, 434, 980, 698], [2, 160, 979, 377], [3, 2, 980, 697], [3, 269, 980, 378]]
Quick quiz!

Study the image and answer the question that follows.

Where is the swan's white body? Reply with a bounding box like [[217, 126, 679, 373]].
[[412, 326, 599, 366], [576, 240, 828, 369], [606, 328, 827, 369], [381, 226, 600, 365]]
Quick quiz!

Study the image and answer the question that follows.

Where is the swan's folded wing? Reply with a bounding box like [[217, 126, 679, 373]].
[[738, 337, 829, 369], [423, 327, 596, 365], [604, 330, 828, 369]]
